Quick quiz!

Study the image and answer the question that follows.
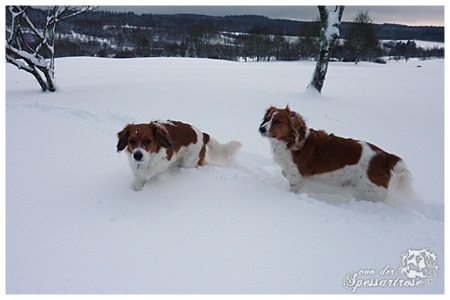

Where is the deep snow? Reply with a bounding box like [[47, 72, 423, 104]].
[[5, 57, 444, 294]]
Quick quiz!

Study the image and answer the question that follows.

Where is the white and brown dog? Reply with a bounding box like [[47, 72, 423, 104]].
[[117, 120, 242, 191], [259, 106, 412, 202]]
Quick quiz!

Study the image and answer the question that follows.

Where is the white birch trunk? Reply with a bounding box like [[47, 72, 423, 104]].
[[307, 6, 345, 94]]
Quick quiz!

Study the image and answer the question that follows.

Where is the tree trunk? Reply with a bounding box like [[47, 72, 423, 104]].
[[307, 6, 345, 94]]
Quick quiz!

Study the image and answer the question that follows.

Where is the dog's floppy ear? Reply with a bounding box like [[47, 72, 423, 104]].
[[289, 111, 307, 141], [117, 125, 130, 152], [154, 126, 172, 149]]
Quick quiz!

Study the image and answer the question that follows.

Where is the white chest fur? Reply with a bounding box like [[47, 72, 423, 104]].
[[270, 139, 303, 192]]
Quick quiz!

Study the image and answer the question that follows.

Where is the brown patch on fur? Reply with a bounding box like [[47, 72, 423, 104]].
[[367, 143, 401, 188], [262, 106, 277, 123], [154, 126, 172, 149], [265, 106, 308, 148], [198, 133, 210, 166], [154, 121, 197, 161], [292, 129, 363, 177]]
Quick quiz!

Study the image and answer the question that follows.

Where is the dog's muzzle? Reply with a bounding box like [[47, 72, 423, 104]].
[[133, 150, 144, 162], [259, 122, 268, 135]]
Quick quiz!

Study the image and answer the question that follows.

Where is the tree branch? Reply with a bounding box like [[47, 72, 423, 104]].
[[6, 5, 94, 92]]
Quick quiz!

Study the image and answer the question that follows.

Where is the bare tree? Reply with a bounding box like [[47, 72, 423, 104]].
[[344, 11, 380, 64], [307, 6, 345, 94], [6, 6, 94, 92]]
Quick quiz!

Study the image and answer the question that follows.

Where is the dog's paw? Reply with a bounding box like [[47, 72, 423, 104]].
[[289, 182, 303, 193], [131, 180, 145, 191]]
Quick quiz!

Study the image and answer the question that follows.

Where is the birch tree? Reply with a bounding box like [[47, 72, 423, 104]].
[[307, 6, 345, 94], [6, 6, 94, 92]]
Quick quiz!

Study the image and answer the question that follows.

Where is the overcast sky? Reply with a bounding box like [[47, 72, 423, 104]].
[[99, 5, 444, 27]]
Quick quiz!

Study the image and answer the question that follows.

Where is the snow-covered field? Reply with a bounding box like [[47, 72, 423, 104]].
[[5, 57, 444, 294], [392, 40, 445, 49]]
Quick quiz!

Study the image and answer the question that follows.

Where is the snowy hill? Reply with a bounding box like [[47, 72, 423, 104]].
[[5, 57, 444, 294]]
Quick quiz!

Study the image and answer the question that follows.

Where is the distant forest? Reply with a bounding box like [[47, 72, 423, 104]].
[[6, 7, 445, 62]]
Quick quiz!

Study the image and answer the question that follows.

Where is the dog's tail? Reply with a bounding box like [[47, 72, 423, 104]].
[[388, 159, 414, 198], [205, 133, 242, 163]]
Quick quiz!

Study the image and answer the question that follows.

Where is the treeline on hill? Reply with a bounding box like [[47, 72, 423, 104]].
[[7, 7, 445, 62]]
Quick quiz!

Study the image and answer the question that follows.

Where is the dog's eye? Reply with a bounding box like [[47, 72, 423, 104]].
[[143, 139, 152, 145], [129, 139, 136, 145], [273, 119, 281, 125]]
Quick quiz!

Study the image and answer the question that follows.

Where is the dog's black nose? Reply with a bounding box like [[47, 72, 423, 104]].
[[259, 126, 267, 134], [133, 151, 143, 161]]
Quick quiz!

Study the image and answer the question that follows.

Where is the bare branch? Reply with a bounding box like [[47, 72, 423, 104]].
[[6, 44, 48, 68], [6, 54, 34, 73], [20, 9, 46, 41], [47, 6, 96, 25], [6, 6, 28, 44]]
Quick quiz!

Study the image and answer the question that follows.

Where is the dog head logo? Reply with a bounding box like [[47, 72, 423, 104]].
[[398, 249, 438, 279]]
